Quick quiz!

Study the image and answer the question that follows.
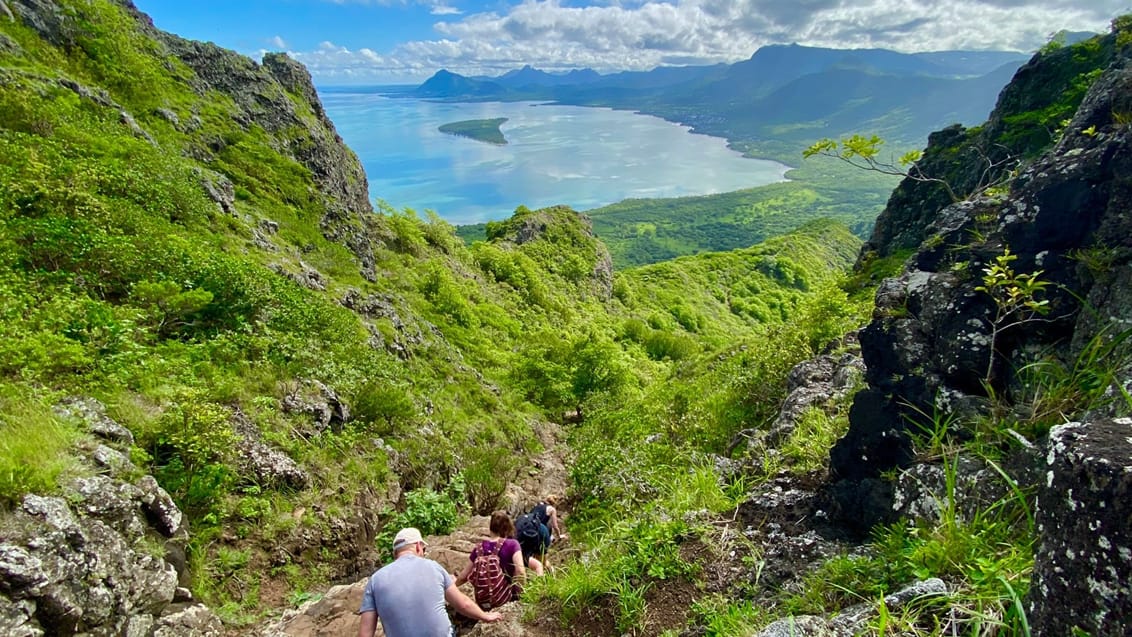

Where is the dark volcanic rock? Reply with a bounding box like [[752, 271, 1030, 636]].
[[0, 395, 211, 635], [831, 43, 1132, 530], [1027, 418, 1132, 636]]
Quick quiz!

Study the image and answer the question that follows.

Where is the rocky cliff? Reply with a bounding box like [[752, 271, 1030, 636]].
[[829, 24, 1132, 636], [0, 399, 222, 636]]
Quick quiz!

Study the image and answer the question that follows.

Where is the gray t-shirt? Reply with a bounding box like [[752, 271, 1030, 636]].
[[359, 554, 454, 637]]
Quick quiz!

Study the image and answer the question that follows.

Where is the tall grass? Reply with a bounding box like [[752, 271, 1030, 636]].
[[0, 385, 79, 506]]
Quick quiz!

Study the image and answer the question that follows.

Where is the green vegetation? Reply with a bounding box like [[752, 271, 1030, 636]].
[[1, 2, 1124, 634], [458, 140, 899, 269], [0, 387, 82, 507], [438, 117, 509, 145], [0, 1, 870, 623]]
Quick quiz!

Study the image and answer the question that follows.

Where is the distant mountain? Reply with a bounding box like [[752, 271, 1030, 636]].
[[705, 60, 1025, 142], [416, 69, 504, 98], [490, 65, 602, 88], [410, 44, 1030, 144]]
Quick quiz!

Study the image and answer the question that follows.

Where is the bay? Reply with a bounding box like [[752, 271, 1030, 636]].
[[320, 90, 790, 226]]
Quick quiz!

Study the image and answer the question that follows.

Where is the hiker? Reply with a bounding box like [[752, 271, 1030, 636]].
[[358, 527, 502, 637], [531, 495, 564, 541], [514, 495, 564, 570], [454, 510, 527, 608]]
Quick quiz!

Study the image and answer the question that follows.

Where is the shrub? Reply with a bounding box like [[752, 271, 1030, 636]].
[[461, 445, 518, 515], [352, 381, 416, 434], [145, 391, 239, 516], [375, 488, 461, 558]]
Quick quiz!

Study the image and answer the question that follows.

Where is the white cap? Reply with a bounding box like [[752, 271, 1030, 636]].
[[393, 527, 426, 552]]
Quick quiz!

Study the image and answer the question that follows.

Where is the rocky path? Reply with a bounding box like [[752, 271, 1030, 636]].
[[257, 420, 571, 637]]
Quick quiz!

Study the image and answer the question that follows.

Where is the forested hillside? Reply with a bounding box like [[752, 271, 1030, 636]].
[[0, 1, 867, 632], [2, 2, 1129, 636]]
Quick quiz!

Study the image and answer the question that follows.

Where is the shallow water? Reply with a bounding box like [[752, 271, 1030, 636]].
[[321, 91, 789, 225]]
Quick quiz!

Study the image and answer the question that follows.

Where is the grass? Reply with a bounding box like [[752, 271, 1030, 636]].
[[0, 385, 81, 507], [688, 595, 769, 637]]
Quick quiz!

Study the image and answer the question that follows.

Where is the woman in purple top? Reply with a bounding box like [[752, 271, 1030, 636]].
[[454, 511, 527, 601]]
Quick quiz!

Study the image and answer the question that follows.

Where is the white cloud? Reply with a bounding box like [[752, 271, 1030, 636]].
[[268, 35, 288, 49], [309, 0, 1129, 82], [431, 5, 462, 15]]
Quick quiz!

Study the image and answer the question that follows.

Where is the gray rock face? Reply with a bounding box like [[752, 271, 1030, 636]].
[[1027, 418, 1132, 636], [0, 394, 216, 634], [117, 5, 381, 279], [750, 615, 834, 637], [232, 410, 310, 490], [54, 396, 134, 445], [889, 452, 1039, 526], [830, 46, 1132, 532], [195, 168, 236, 215], [748, 579, 947, 637], [269, 261, 327, 291], [767, 340, 864, 445], [135, 475, 184, 538], [0, 492, 184, 634], [152, 603, 224, 636], [282, 379, 351, 434]]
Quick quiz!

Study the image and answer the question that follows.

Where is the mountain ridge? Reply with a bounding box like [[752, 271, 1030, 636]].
[[410, 43, 1031, 144]]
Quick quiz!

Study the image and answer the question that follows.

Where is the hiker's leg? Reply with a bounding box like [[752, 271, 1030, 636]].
[[527, 555, 544, 576]]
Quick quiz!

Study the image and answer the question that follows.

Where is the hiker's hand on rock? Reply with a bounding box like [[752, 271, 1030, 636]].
[[484, 611, 503, 622]]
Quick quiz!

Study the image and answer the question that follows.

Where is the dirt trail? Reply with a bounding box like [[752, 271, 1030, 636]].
[[257, 420, 571, 637]]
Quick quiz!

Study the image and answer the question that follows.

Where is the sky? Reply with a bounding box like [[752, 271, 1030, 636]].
[[132, 0, 1128, 85]]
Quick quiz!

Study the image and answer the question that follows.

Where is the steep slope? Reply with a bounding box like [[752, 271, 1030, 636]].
[[0, 1, 867, 633], [821, 22, 1132, 635]]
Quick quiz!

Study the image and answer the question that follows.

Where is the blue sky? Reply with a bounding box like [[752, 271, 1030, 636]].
[[133, 0, 1126, 85]]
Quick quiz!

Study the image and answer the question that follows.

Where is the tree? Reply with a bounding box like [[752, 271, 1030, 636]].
[[975, 248, 1051, 384], [804, 134, 1016, 203]]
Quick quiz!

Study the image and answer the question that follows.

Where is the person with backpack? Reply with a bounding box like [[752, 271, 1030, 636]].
[[358, 527, 502, 637], [515, 495, 564, 570], [454, 511, 527, 609], [530, 495, 564, 542]]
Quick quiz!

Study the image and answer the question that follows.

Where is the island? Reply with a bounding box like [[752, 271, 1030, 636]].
[[438, 118, 509, 145]]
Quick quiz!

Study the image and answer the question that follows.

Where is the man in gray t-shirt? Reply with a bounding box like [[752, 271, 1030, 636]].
[[358, 528, 502, 637]]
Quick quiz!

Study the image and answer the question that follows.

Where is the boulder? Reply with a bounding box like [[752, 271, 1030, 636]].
[[259, 582, 369, 637], [750, 615, 834, 637], [54, 396, 133, 445], [152, 603, 223, 636], [135, 474, 184, 538], [767, 342, 864, 445], [232, 409, 310, 490], [0, 459, 203, 635], [282, 379, 350, 434], [0, 593, 38, 637], [1027, 418, 1132, 635]]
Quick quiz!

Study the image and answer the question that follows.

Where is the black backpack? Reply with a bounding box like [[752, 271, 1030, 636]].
[[530, 502, 550, 526], [514, 512, 543, 553]]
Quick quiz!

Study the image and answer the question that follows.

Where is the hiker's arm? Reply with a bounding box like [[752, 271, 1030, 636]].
[[358, 610, 378, 637], [511, 550, 526, 583], [547, 505, 562, 536], [445, 583, 502, 622], [453, 559, 473, 587]]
